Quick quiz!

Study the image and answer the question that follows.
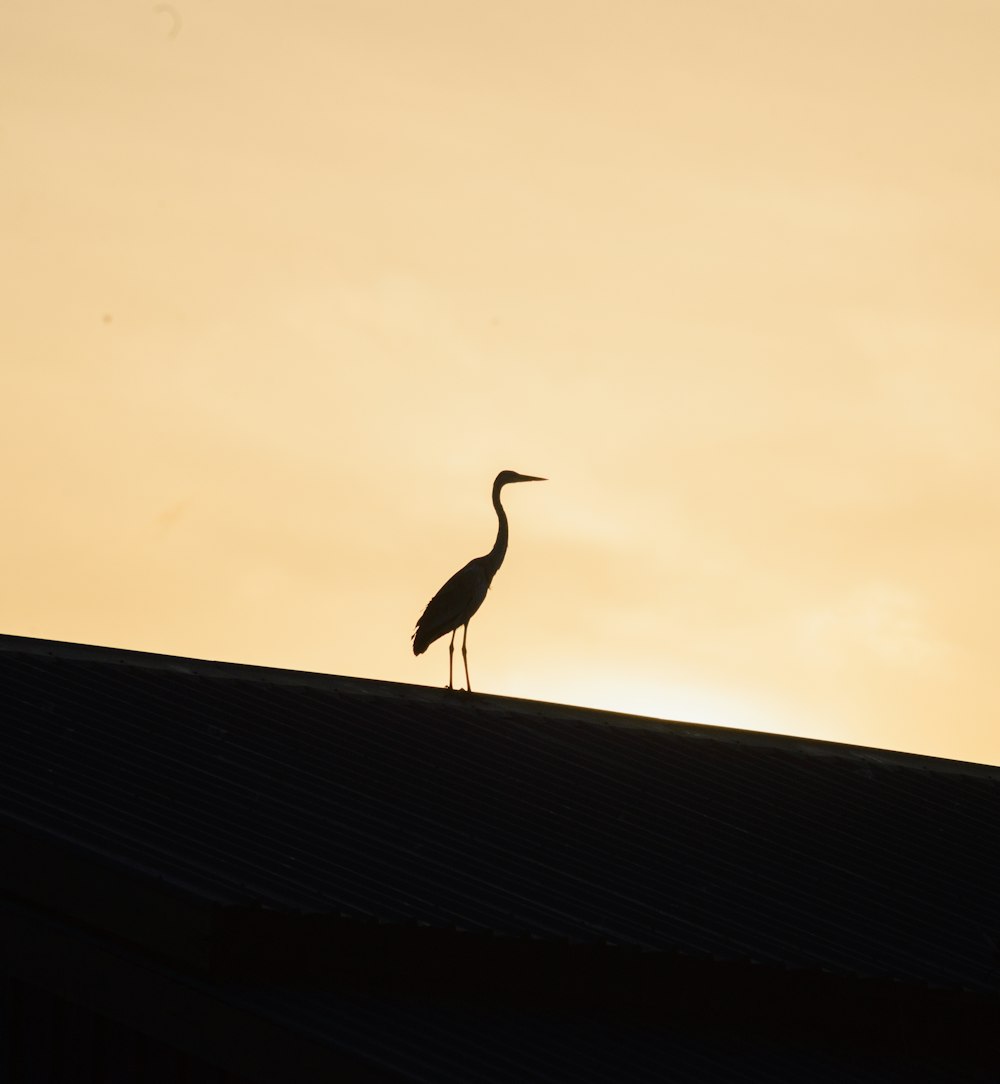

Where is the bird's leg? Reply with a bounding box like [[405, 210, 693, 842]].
[[461, 624, 472, 693], [447, 629, 456, 689]]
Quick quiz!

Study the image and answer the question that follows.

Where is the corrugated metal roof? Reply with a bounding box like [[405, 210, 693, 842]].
[[2, 635, 999, 995]]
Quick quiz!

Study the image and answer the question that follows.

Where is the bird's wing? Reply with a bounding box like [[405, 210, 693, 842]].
[[412, 558, 491, 655]]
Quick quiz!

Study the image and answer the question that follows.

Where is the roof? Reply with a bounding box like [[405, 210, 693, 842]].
[[5, 894, 985, 1084], [3, 632, 998, 1000]]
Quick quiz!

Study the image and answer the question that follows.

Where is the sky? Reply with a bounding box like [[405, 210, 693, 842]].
[[4, 1, 1000, 765]]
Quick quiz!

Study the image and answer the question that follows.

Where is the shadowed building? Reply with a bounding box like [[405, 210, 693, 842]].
[[1, 634, 998, 1081]]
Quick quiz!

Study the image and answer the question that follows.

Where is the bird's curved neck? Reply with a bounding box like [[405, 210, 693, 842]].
[[485, 481, 509, 574]]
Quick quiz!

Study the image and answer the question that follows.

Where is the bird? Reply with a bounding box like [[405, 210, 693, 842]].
[[412, 470, 546, 692]]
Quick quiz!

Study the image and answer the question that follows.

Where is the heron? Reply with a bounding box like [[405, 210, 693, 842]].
[[412, 470, 546, 691]]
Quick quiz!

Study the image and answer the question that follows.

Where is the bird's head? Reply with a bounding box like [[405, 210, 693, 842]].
[[495, 470, 547, 489]]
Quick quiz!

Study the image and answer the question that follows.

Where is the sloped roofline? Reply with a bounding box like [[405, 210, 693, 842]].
[[2, 632, 995, 779]]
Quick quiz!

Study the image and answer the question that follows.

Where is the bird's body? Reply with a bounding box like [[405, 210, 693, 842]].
[[413, 470, 545, 691], [411, 557, 492, 657]]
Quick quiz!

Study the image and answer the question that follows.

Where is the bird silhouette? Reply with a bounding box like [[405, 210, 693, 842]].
[[413, 470, 545, 691]]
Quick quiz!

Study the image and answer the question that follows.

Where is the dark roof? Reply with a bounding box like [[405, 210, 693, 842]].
[[2, 634, 998, 994], [6, 895, 985, 1084]]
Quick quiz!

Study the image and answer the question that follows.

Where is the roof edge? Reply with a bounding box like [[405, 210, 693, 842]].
[[2, 632, 997, 778]]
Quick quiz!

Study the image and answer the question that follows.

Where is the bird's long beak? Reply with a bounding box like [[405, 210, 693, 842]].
[[516, 474, 546, 483]]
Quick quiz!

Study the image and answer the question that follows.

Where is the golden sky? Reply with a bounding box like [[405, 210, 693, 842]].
[[4, 1, 1000, 764]]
